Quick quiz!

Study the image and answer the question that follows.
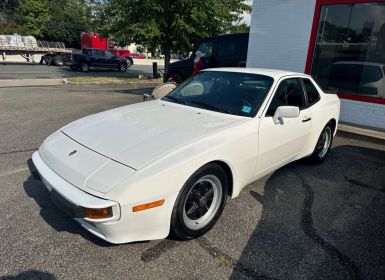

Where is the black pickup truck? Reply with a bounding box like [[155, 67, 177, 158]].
[[165, 33, 249, 83], [64, 48, 129, 72]]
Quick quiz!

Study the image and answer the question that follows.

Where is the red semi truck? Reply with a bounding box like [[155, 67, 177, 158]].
[[80, 33, 133, 67]]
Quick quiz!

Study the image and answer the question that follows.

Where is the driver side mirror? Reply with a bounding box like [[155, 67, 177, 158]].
[[273, 106, 299, 125]]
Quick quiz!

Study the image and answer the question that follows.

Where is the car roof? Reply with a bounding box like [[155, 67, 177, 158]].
[[202, 67, 309, 79], [199, 32, 249, 41]]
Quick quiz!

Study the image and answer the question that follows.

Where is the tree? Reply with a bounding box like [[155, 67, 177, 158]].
[[0, 0, 27, 34], [227, 23, 250, 34], [20, 0, 51, 37], [100, 0, 251, 71], [16, 0, 97, 48]]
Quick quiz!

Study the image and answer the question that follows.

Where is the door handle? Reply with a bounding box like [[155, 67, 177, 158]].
[[302, 117, 311, 123]]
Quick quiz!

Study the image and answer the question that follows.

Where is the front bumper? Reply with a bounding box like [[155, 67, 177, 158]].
[[31, 151, 177, 244]]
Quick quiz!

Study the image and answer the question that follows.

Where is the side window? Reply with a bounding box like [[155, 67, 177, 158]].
[[196, 41, 213, 57], [266, 78, 306, 116], [239, 37, 248, 57], [105, 50, 113, 57], [218, 39, 236, 57], [302, 79, 320, 106], [93, 49, 105, 57]]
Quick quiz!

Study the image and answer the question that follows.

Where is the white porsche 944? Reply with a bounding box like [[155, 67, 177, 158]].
[[32, 68, 340, 244]]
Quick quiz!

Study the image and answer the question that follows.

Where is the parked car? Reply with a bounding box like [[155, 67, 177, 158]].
[[326, 61, 385, 98], [64, 48, 129, 72], [165, 33, 249, 83], [31, 68, 340, 244], [131, 53, 146, 59]]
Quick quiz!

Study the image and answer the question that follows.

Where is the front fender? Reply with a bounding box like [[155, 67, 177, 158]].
[[104, 119, 259, 205]]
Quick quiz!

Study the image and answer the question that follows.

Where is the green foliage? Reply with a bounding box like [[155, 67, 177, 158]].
[[20, 0, 51, 37], [227, 23, 250, 34], [1, 0, 98, 47], [100, 0, 251, 69]]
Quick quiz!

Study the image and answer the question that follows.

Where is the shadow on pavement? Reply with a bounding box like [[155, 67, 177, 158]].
[[229, 144, 385, 280], [0, 270, 56, 280], [24, 160, 114, 248]]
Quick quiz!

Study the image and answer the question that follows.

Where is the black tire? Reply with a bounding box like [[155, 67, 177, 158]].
[[126, 58, 133, 68], [80, 62, 90, 72], [167, 72, 183, 84], [52, 55, 64, 66], [308, 122, 334, 163], [171, 163, 228, 240], [118, 62, 127, 72], [43, 55, 52, 65]]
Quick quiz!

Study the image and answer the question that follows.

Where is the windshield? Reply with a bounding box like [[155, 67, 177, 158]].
[[162, 71, 274, 117]]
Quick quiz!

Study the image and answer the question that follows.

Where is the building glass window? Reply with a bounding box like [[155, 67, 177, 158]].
[[311, 2, 385, 99]]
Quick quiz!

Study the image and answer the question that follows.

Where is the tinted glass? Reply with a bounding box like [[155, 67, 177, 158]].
[[218, 40, 236, 57], [239, 37, 248, 57], [163, 71, 274, 117], [266, 79, 305, 116], [105, 50, 113, 57], [302, 79, 320, 106], [311, 3, 385, 99], [93, 49, 105, 56], [196, 41, 213, 57]]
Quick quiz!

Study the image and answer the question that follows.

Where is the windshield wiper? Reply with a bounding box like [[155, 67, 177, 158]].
[[189, 101, 230, 114], [163, 96, 186, 105]]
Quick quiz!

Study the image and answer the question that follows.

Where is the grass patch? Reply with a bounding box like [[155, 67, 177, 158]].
[[67, 76, 162, 84], [216, 254, 233, 268]]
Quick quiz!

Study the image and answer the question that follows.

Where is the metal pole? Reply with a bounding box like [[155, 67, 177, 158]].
[[153, 62, 159, 78]]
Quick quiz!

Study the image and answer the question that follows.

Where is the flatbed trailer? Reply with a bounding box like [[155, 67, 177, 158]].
[[0, 40, 71, 66]]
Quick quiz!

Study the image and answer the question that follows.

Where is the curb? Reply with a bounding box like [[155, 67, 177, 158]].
[[64, 80, 161, 88], [337, 123, 385, 145], [0, 78, 65, 88]]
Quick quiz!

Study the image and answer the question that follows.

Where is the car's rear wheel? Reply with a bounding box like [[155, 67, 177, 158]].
[[52, 55, 64, 66], [118, 63, 127, 72], [309, 123, 333, 163], [171, 163, 228, 240], [80, 62, 90, 72]]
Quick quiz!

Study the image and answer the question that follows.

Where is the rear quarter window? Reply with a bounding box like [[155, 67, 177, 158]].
[[302, 79, 321, 106]]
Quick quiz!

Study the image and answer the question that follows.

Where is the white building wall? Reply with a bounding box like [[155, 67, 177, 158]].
[[247, 0, 316, 72], [340, 100, 385, 130]]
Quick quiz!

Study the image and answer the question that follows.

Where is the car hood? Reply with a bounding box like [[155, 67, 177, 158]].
[[62, 100, 244, 170]]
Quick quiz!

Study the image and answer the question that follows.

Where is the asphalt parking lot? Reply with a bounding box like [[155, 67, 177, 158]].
[[0, 63, 154, 80], [0, 85, 384, 280]]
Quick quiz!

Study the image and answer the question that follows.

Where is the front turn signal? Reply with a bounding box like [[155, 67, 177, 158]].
[[133, 199, 165, 212], [84, 207, 113, 219]]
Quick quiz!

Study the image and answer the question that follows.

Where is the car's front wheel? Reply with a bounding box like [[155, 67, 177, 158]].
[[309, 123, 334, 163], [171, 163, 228, 240], [80, 62, 90, 72]]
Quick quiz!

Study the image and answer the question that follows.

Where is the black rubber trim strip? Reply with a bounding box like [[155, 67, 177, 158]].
[[50, 188, 85, 218]]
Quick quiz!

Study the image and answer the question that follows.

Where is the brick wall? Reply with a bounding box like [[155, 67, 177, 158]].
[[340, 99, 385, 130]]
